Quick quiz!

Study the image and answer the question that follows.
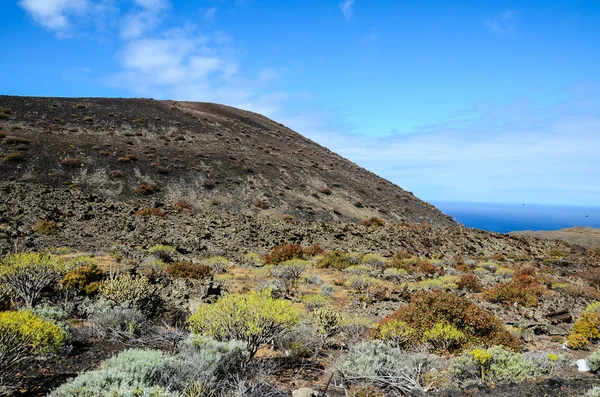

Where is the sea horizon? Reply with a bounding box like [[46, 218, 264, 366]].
[[431, 201, 600, 234]]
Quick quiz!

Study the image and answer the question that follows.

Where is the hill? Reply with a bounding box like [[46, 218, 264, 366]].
[[511, 226, 600, 249], [0, 95, 454, 226]]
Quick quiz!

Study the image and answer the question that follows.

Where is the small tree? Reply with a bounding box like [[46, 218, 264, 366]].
[[0, 253, 68, 307], [346, 275, 378, 301], [312, 306, 346, 344], [0, 311, 68, 373], [270, 259, 309, 295], [187, 290, 301, 358]]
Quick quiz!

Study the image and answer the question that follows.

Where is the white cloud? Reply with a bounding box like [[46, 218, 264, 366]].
[[19, 0, 88, 34], [484, 10, 519, 35], [120, 0, 170, 38], [203, 7, 217, 21], [339, 0, 354, 20]]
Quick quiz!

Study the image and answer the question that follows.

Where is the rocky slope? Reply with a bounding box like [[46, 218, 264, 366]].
[[511, 227, 600, 249], [0, 96, 454, 226]]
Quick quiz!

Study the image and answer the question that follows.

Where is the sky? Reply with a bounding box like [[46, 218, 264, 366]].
[[1, 0, 599, 206]]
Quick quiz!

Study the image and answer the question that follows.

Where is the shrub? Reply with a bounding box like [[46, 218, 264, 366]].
[[87, 300, 147, 341], [303, 244, 324, 256], [134, 183, 158, 195], [166, 261, 211, 280], [204, 256, 231, 273], [269, 259, 308, 295], [187, 290, 301, 358], [344, 265, 374, 275], [342, 316, 373, 342], [321, 283, 334, 296], [317, 251, 353, 270], [566, 309, 600, 349], [60, 263, 104, 295], [157, 336, 248, 393], [149, 244, 177, 263], [383, 268, 408, 281], [361, 254, 387, 269], [264, 243, 305, 265], [312, 306, 347, 341], [2, 151, 25, 162], [358, 217, 385, 228], [416, 275, 460, 291], [61, 157, 81, 166], [240, 252, 263, 267], [302, 294, 332, 311], [99, 273, 157, 311], [0, 252, 68, 307], [0, 310, 68, 371], [585, 387, 600, 397], [135, 208, 165, 217], [450, 346, 558, 386], [423, 321, 466, 352], [457, 274, 483, 292], [337, 340, 438, 395], [174, 201, 193, 213], [586, 349, 600, 372], [49, 349, 176, 397], [346, 275, 378, 300], [33, 220, 59, 235], [482, 275, 545, 307], [373, 291, 522, 352]]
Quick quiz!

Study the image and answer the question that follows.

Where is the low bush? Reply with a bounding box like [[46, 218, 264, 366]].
[[586, 349, 600, 372], [99, 273, 158, 312], [269, 259, 309, 295], [361, 253, 387, 270], [358, 217, 386, 228], [321, 283, 334, 296], [49, 348, 175, 397], [204, 256, 230, 273], [450, 346, 559, 386], [0, 283, 12, 310], [135, 208, 165, 217], [87, 300, 147, 341], [240, 252, 263, 267], [422, 321, 466, 352], [345, 265, 374, 276], [60, 157, 81, 166], [416, 275, 460, 291], [303, 244, 324, 256], [346, 275, 379, 301], [457, 273, 483, 292], [166, 261, 211, 280], [263, 243, 305, 265], [566, 303, 600, 349], [482, 275, 545, 307], [60, 263, 104, 296], [33, 220, 59, 235], [2, 151, 25, 162], [0, 252, 68, 307], [373, 291, 522, 352], [134, 183, 158, 195], [149, 244, 177, 263], [0, 310, 68, 372], [585, 387, 600, 397], [312, 306, 347, 341], [383, 267, 408, 281], [187, 290, 301, 358], [317, 251, 353, 270], [342, 316, 372, 342], [301, 294, 332, 311], [337, 340, 439, 395]]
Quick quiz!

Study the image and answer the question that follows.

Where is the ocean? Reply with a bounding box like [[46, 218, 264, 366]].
[[431, 201, 600, 234]]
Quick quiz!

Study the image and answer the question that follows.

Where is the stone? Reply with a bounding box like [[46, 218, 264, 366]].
[[292, 388, 318, 397]]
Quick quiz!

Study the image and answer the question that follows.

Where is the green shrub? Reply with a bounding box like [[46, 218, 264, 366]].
[[482, 275, 545, 307], [148, 245, 177, 263], [269, 259, 308, 295], [361, 254, 387, 270], [346, 275, 378, 300], [312, 306, 346, 341], [416, 275, 460, 291], [60, 263, 104, 295], [87, 300, 146, 341], [316, 251, 353, 270], [28, 305, 71, 336], [241, 253, 263, 267], [264, 243, 305, 265], [450, 346, 558, 386], [586, 349, 600, 372], [422, 321, 466, 351], [49, 349, 174, 397], [337, 340, 438, 395], [99, 273, 157, 311], [373, 291, 522, 352], [566, 308, 600, 349], [0, 310, 68, 371], [33, 220, 59, 235], [0, 252, 68, 307], [2, 151, 24, 162], [345, 265, 375, 276], [320, 283, 334, 296], [302, 294, 332, 311], [204, 256, 231, 274], [166, 261, 211, 280], [342, 316, 373, 342], [187, 290, 301, 358], [383, 268, 408, 281], [585, 387, 600, 397]]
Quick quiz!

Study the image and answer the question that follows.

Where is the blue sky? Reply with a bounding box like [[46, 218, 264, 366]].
[[1, 0, 599, 206]]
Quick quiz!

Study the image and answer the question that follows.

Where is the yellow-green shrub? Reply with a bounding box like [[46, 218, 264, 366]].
[[0, 252, 68, 307], [60, 263, 104, 296], [187, 291, 301, 358], [423, 321, 466, 351], [99, 273, 157, 311], [311, 306, 346, 340], [567, 304, 600, 349], [33, 220, 59, 235], [346, 275, 379, 300], [0, 310, 68, 370], [302, 294, 332, 311]]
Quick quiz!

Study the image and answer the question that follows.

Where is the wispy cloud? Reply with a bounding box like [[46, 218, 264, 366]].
[[18, 0, 89, 35], [120, 0, 170, 39], [203, 7, 217, 22], [339, 0, 354, 20], [484, 10, 519, 35], [284, 89, 600, 205]]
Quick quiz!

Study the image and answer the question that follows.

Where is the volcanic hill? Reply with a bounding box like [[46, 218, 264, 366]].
[[0, 95, 453, 226]]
